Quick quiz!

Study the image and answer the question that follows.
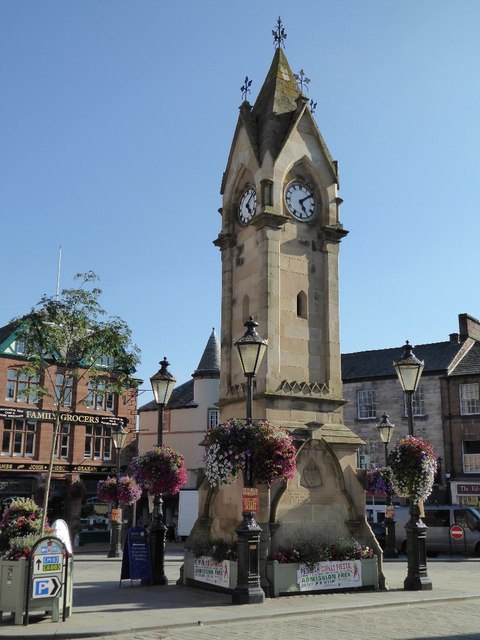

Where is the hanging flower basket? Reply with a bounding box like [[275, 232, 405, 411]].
[[129, 446, 187, 496], [367, 467, 393, 495], [96, 475, 142, 505], [203, 419, 296, 487], [389, 436, 437, 502]]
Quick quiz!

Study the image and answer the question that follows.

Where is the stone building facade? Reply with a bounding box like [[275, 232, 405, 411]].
[[342, 313, 480, 507]]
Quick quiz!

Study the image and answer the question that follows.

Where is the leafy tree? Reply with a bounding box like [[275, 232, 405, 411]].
[[12, 272, 141, 530]]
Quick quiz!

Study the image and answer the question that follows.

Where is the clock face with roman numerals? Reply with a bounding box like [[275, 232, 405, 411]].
[[285, 181, 317, 221], [238, 186, 257, 226]]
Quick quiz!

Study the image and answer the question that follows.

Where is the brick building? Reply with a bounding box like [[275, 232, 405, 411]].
[[0, 321, 138, 535]]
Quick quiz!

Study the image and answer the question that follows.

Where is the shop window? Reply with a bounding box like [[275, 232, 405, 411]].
[[6, 369, 39, 403], [1, 419, 36, 456], [357, 389, 376, 420], [84, 424, 112, 461]]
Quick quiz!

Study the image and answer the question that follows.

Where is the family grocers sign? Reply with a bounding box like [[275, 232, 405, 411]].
[[0, 406, 127, 428]]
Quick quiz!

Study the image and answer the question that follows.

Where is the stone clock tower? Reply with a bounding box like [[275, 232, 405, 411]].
[[191, 30, 377, 577], [215, 45, 353, 440]]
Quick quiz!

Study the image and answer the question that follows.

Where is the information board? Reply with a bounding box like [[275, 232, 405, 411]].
[[120, 526, 152, 584]]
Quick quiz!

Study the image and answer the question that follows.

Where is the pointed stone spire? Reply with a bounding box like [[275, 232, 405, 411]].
[[192, 328, 220, 379], [247, 48, 306, 163]]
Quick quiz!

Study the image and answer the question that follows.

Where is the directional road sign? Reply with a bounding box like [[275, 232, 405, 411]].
[[33, 553, 63, 575], [32, 575, 62, 599]]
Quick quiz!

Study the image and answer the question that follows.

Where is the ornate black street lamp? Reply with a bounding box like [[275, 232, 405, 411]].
[[376, 413, 397, 558], [393, 341, 431, 591], [149, 357, 176, 585], [107, 425, 128, 558], [232, 316, 267, 605], [393, 340, 424, 436]]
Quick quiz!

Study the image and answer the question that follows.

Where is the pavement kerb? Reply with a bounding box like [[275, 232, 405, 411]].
[[3, 548, 480, 639], [9, 593, 480, 640]]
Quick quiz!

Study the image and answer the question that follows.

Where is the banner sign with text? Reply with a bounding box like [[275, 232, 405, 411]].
[[297, 560, 362, 591], [193, 556, 231, 588], [242, 487, 259, 512]]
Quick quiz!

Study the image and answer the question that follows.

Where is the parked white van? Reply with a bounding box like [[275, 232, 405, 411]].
[[394, 505, 480, 556]]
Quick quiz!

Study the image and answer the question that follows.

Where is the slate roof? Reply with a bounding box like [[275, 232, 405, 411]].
[[138, 329, 219, 413], [192, 329, 220, 378], [341, 340, 465, 382], [449, 342, 480, 376]]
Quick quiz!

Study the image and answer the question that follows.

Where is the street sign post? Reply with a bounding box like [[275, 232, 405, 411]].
[[25, 536, 69, 625], [450, 524, 465, 541], [32, 575, 62, 599], [449, 524, 467, 558]]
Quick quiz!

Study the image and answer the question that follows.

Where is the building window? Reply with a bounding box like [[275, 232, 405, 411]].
[[460, 384, 480, 415], [6, 369, 39, 403], [55, 423, 70, 459], [86, 379, 115, 412], [403, 387, 425, 416], [296, 291, 307, 319], [208, 408, 219, 429], [55, 373, 73, 407], [357, 440, 382, 469], [84, 424, 112, 460], [96, 355, 115, 367], [357, 389, 376, 420], [11, 339, 26, 355], [1, 419, 36, 456], [463, 440, 480, 473]]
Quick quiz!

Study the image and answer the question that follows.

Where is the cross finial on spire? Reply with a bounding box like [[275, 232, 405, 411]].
[[272, 17, 287, 49], [241, 76, 252, 101], [294, 69, 310, 93]]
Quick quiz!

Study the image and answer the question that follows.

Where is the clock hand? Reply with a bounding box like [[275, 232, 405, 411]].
[[246, 194, 254, 213], [298, 194, 312, 214]]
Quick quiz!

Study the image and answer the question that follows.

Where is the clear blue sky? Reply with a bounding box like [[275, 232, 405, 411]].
[[2, 1, 480, 401]]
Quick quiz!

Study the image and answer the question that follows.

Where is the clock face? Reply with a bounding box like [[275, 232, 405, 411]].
[[285, 181, 317, 221], [238, 186, 257, 226]]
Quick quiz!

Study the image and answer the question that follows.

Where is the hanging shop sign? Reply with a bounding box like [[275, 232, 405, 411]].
[[456, 484, 480, 495]]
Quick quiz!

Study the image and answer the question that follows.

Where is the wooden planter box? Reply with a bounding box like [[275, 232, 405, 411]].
[[183, 551, 237, 592], [0, 556, 73, 625], [266, 557, 379, 597]]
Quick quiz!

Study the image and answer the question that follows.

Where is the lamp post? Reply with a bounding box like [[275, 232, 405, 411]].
[[376, 413, 397, 558], [149, 357, 176, 585], [232, 316, 268, 605], [393, 340, 424, 436], [107, 425, 128, 558], [393, 341, 431, 591]]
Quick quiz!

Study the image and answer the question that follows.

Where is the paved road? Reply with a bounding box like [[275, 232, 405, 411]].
[[83, 599, 480, 640], [5, 546, 480, 639]]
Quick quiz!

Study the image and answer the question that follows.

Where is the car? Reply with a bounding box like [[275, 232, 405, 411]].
[[85, 497, 106, 505]]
